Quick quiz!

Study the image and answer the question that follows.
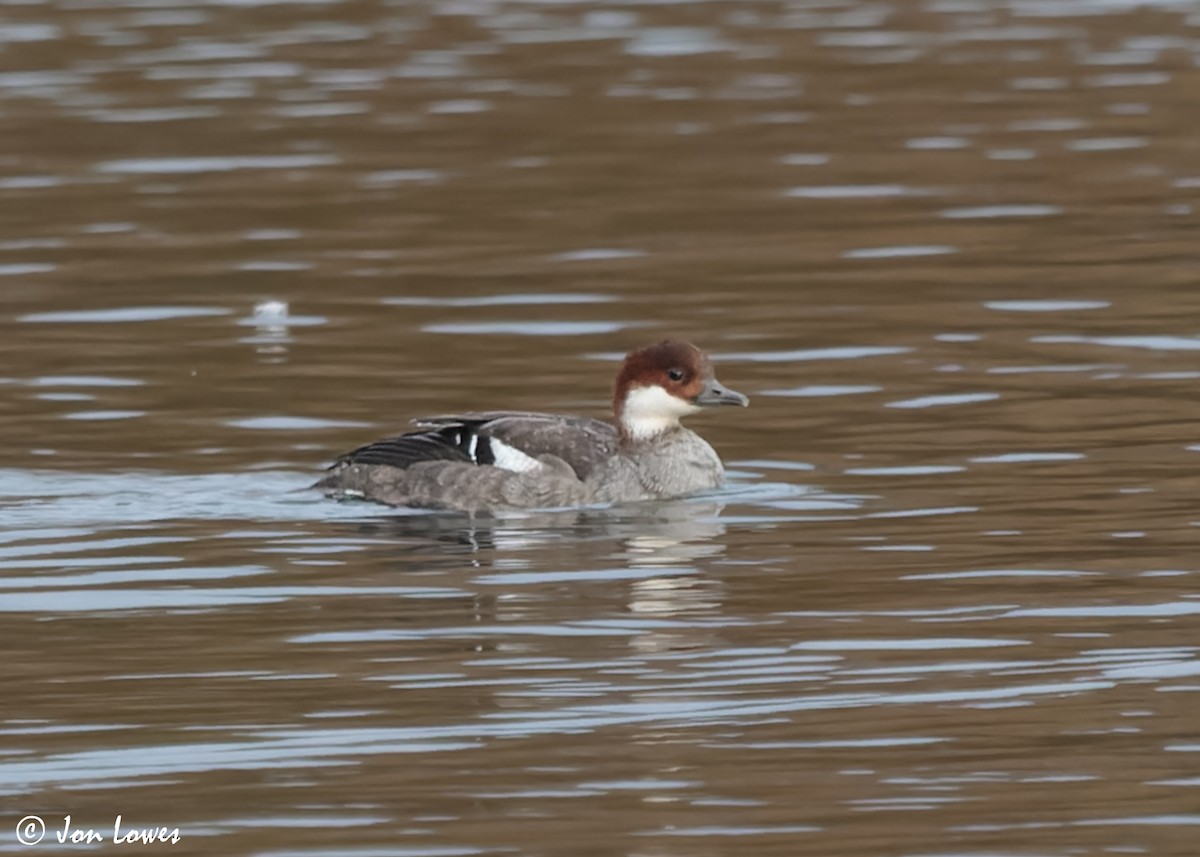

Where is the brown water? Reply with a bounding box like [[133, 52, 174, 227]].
[[2, 1, 1200, 855]]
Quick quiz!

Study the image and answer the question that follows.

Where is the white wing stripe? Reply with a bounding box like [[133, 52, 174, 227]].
[[490, 438, 543, 473]]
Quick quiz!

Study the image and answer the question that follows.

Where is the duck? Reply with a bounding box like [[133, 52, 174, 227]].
[[316, 340, 748, 511]]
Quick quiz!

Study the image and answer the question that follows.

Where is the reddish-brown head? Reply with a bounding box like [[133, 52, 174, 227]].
[[612, 340, 748, 441]]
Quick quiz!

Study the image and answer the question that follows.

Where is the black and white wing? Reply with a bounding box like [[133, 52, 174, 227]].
[[326, 411, 619, 479]]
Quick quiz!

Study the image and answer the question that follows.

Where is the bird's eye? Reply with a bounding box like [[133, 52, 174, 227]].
[[668, 368, 684, 382]]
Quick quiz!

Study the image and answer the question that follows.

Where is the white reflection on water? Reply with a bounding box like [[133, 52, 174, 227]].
[[1066, 136, 1148, 151], [22, 375, 143, 387], [906, 136, 969, 149], [716, 346, 910, 362], [0, 678, 1115, 793], [624, 27, 733, 57], [791, 637, 1031, 650], [842, 245, 956, 259], [0, 585, 462, 614], [94, 154, 339, 174], [971, 452, 1084, 463], [761, 384, 882, 397], [784, 184, 937, 199], [19, 306, 232, 323], [904, 569, 1098, 580], [1008, 602, 1200, 618], [1033, 334, 1200, 351], [423, 321, 642, 335], [0, 262, 56, 275], [62, 410, 146, 421], [386, 293, 613, 307], [942, 204, 1062, 218], [0, 470, 355, 527], [551, 248, 646, 262], [227, 417, 368, 430], [82, 106, 222, 123], [886, 392, 1000, 409], [845, 465, 965, 476], [359, 168, 446, 186]]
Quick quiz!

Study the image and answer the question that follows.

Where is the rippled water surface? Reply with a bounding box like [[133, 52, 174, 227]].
[[2, 0, 1199, 854]]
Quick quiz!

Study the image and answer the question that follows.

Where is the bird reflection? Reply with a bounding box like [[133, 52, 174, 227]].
[[342, 499, 726, 567]]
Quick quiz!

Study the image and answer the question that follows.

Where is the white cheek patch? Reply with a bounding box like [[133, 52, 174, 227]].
[[490, 438, 544, 473], [620, 384, 701, 440]]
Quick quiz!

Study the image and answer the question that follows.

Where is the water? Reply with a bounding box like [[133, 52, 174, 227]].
[[2, 0, 1199, 854]]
